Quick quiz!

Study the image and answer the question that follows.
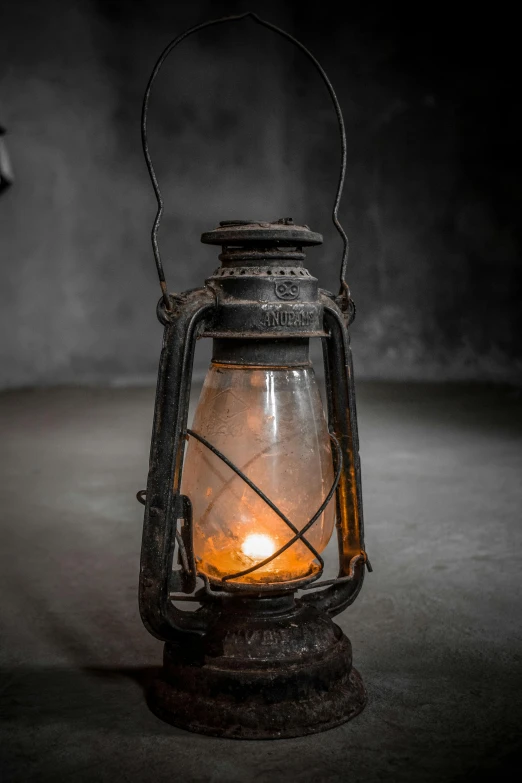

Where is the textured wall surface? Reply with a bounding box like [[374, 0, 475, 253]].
[[0, 0, 520, 387]]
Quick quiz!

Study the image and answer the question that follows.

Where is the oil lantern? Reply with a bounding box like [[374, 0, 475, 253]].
[[137, 13, 371, 740]]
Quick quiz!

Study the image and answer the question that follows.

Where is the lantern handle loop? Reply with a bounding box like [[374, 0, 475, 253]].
[[142, 11, 350, 312]]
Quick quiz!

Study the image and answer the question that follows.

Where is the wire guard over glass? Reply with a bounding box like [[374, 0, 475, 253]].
[[185, 428, 343, 585]]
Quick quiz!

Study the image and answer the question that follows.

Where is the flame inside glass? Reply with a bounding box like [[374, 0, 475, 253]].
[[182, 362, 335, 584]]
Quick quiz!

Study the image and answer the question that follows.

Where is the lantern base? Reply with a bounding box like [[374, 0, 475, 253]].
[[147, 594, 366, 739]]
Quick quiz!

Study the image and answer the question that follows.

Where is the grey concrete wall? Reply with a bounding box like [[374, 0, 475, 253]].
[[0, 0, 520, 387]]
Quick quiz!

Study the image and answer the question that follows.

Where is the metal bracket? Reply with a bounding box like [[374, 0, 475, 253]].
[[300, 292, 368, 616], [138, 287, 216, 641]]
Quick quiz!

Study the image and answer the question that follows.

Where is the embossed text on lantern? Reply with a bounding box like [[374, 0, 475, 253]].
[[262, 308, 316, 328]]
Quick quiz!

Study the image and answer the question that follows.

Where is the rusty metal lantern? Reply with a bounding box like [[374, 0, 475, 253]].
[[137, 13, 371, 740]]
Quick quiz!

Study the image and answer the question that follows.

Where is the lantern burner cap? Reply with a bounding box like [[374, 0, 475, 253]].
[[201, 219, 323, 248]]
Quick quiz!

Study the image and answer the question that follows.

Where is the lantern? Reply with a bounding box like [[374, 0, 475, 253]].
[[137, 13, 371, 740]]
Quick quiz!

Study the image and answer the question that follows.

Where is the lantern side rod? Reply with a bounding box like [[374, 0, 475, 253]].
[[141, 11, 350, 311], [298, 292, 370, 616], [139, 288, 217, 639]]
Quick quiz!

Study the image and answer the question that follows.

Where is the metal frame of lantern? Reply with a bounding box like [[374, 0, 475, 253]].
[[137, 13, 371, 739]]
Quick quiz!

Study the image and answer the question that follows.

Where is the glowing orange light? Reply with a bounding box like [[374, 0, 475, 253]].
[[241, 533, 276, 560], [182, 364, 335, 585]]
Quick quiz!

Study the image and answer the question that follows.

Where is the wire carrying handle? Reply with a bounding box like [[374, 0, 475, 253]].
[[141, 11, 351, 312]]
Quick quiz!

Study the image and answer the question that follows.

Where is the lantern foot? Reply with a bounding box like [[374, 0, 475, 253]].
[[146, 595, 366, 739]]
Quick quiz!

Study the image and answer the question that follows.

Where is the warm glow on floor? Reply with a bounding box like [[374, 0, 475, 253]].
[[241, 533, 276, 561]]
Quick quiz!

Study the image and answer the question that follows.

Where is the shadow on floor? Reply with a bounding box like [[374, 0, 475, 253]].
[[0, 666, 189, 737]]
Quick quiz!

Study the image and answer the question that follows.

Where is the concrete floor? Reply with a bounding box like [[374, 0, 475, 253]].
[[1, 382, 521, 782]]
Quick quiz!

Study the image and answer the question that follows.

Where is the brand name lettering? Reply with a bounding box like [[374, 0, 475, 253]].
[[263, 309, 315, 328]]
